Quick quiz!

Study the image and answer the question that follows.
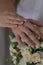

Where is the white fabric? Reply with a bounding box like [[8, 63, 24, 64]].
[[17, 0, 43, 22]]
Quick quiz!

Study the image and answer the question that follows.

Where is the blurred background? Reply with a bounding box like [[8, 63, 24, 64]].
[[0, 28, 10, 65]]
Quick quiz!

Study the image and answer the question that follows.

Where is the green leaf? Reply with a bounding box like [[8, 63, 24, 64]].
[[16, 52, 23, 65], [13, 46, 20, 52], [26, 62, 36, 65], [39, 38, 43, 42], [10, 42, 18, 48], [12, 52, 17, 56], [35, 47, 43, 52], [31, 47, 43, 54], [28, 48, 33, 53]]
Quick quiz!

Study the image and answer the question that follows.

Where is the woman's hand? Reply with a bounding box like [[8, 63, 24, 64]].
[[0, 11, 25, 28], [12, 19, 43, 48]]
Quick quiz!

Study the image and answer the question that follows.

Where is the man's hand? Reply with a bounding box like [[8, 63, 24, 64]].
[[0, 11, 25, 27], [12, 19, 43, 48]]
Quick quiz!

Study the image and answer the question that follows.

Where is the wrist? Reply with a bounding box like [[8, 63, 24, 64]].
[[0, 0, 16, 13]]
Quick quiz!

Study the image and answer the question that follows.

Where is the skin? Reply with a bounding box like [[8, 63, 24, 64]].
[[0, 0, 43, 48]]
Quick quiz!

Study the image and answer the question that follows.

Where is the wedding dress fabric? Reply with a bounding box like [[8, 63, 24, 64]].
[[17, 0, 43, 22]]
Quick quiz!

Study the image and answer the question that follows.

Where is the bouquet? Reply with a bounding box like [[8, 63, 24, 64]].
[[9, 27, 43, 65]]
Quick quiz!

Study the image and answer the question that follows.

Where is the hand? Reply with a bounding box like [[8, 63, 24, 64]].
[[12, 19, 43, 48], [0, 11, 25, 28]]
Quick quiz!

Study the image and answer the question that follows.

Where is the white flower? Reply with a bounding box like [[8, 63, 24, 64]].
[[11, 38, 16, 42], [12, 49, 17, 53], [41, 42, 43, 47], [23, 53, 31, 62], [19, 58, 26, 65], [17, 45, 21, 49], [38, 52, 43, 63], [21, 48, 31, 62], [9, 45, 13, 51], [9, 35, 16, 42], [38, 52, 43, 58], [13, 60, 16, 64], [12, 56, 16, 64], [12, 56, 16, 61], [41, 58, 43, 63], [21, 47, 30, 56], [36, 63, 43, 65], [9, 45, 17, 53], [31, 52, 41, 63], [36, 45, 40, 49], [10, 51, 13, 56]]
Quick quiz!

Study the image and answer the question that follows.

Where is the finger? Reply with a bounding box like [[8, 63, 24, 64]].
[[24, 21, 43, 39], [13, 28, 34, 48], [3, 12, 25, 25], [12, 28, 25, 48], [18, 25, 40, 45], [15, 14, 25, 21], [15, 34, 25, 48], [7, 19, 23, 25], [6, 13, 25, 23], [1, 21, 17, 28], [18, 31, 34, 48], [11, 29, 34, 48], [27, 19, 43, 27]]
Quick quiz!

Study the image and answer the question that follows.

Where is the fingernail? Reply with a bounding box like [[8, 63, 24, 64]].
[[29, 44, 34, 48], [31, 45, 34, 48], [36, 41, 40, 45], [35, 40, 40, 45]]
